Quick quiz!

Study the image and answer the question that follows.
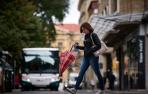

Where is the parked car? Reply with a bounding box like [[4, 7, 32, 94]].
[[0, 51, 14, 93]]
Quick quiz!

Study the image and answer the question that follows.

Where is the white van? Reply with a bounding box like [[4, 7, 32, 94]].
[[21, 48, 60, 91]]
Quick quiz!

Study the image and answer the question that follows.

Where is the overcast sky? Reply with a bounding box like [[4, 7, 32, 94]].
[[63, 0, 80, 24]]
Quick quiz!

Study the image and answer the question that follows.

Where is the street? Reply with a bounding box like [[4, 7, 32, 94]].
[[3, 89, 148, 94], [3, 89, 99, 94], [3, 89, 100, 94]]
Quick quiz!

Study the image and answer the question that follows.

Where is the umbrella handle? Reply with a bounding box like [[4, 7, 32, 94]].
[[69, 45, 74, 51], [70, 42, 78, 51]]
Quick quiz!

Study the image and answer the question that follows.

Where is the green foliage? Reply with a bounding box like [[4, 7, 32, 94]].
[[32, 0, 69, 41], [0, 0, 69, 62], [34, 0, 69, 21]]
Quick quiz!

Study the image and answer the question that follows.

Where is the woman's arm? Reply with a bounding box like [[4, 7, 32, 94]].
[[76, 45, 84, 50]]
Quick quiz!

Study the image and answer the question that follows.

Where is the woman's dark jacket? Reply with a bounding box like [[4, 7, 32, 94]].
[[76, 33, 101, 56]]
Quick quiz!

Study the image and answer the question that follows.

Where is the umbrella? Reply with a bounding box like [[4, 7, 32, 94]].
[[59, 46, 76, 76]]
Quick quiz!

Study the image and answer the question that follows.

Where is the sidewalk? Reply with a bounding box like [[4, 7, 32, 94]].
[[76, 89, 147, 94], [104, 89, 147, 94]]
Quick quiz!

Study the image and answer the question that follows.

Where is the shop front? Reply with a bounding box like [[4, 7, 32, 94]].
[[118, 35, 145, 90], [89, 13, 148, 90], [104, 23, 146, 90]]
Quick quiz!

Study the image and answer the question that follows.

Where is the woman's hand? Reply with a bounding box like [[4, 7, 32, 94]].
[[73, 42, 79, 47]]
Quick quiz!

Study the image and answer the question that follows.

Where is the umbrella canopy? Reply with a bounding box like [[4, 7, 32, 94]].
[[59, 51, 76, 76]]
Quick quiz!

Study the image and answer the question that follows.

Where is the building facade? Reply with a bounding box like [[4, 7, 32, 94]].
[[78, 0, 148, 90]]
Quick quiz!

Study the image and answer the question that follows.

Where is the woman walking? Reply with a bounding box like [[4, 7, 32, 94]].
[[66, 22, 104, 94]]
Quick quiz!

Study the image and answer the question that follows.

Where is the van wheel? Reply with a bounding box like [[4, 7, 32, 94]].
[[50, 88, 58, 91], [21, 87, 29, 91]]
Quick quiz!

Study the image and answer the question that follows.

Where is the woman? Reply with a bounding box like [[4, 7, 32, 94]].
[[66, 22, 104, 94]]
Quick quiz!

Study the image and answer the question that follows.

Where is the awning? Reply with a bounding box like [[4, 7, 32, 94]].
[[89, 12, 146, 40]]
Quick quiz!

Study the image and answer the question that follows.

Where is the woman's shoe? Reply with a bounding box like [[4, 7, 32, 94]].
[[65, 87, 77, 94], [95, 90, 105, 94]]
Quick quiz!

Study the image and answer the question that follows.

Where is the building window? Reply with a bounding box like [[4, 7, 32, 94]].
[[88, 1, 98, 16], [103, 6, 108, 16], [102, 0, 109, 16], [112, 0, 118, 13], [58, 42, 63, 49]]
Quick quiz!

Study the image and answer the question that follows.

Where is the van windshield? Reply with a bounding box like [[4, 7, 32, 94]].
[[22, 49, 59, 74]]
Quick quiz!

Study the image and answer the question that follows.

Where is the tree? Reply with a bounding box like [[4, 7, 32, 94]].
[[0, 0, 69, 61], [32, 0, 69, 42]]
